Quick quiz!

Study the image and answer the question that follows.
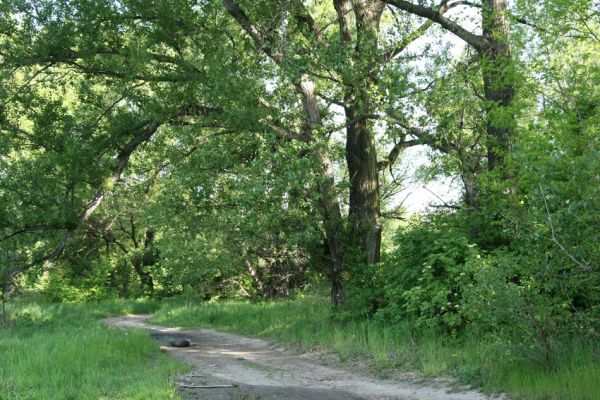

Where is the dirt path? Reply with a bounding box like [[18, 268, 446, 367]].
[[106, 315, 500, 400]]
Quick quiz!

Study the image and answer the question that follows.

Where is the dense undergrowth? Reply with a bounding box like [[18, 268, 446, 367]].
[[0, 299, 189, 400], [152, 296, 600, 400]]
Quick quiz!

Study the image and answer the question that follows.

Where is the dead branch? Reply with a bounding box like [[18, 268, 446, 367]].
[[539, 184, 593, 272], [179, 384, 238, 389]]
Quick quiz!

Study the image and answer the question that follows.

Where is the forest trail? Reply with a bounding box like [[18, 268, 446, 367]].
[[106, 315, 499, 400]]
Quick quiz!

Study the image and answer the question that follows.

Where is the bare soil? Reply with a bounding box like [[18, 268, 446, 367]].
[[106, 314, 502, 400]]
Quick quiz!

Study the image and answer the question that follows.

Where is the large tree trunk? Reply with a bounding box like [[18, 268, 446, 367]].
[[298, 76, 345, 306], [336, 0, 385, 265], [478, 0, 516, 248], [481, 0, 515, 172], [344, 105, 382, 264]]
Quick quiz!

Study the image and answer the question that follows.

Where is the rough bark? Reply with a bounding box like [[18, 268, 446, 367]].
[[297, 76, 345, 306], [481, 0, 514, 171], [335, 0, 384, 265], [344, 105, 382, 264]]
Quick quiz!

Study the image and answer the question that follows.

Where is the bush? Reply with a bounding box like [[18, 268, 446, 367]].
[[350, 205, 599, 364], [373, 216, 479, 333]]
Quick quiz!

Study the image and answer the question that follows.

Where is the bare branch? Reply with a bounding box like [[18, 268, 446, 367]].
[[424, 186, 460, 209], [384, 0, 466, 61], [377, 139, 422, 170]]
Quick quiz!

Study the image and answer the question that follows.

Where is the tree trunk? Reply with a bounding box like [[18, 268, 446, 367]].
[[297, 76, 345, 306], [132, 228, 155, 294], [461, 168, 479, 209], [246, 259, 266, 297], [0, 292, 6, 325], [345, 104, 382, 264], [337, 0, 385, 265], [481, 0, 515, 172], [223, 0, 359, 305]]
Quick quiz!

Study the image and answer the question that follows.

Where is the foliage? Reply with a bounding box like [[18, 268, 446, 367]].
[[375, 216, 480, 333], [333, 0, 600, 360]]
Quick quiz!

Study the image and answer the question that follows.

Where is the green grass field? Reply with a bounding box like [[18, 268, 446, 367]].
[[0, 300, 189, 400], [151, 296, 600, 400]]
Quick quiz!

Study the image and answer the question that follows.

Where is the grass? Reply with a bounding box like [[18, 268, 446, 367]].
[[151, 295, 600, 400], [0, 299, 190, 400]]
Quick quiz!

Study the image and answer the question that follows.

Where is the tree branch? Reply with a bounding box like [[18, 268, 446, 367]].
[[81, 120, 161, 221], [291, 0, 321, 41], [384, 20, 434, 61], [0, 225, 65, 243], [377, 139, 421, 170], [382, 0, 486, 51], [384, 0, 465, 61], [222, 0, 282, 63]]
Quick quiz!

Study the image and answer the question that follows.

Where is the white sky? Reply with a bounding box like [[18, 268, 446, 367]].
[[394, 145, 462, 214], [388, 3, 480, 214]]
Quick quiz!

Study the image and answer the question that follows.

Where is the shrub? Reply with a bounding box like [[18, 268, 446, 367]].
[[378, 217, 479, 332]]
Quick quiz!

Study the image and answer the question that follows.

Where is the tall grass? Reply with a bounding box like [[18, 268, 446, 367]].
[[152, 296, 600, 400], [0, 300, 189, 400]]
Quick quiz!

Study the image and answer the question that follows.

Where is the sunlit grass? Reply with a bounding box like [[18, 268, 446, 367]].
[[0, 300, 189, 400], [152, 296, 600, 400]]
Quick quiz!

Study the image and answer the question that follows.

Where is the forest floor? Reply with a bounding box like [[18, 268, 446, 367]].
[[106, 314, 499, 400]]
